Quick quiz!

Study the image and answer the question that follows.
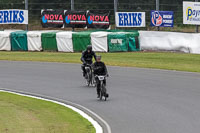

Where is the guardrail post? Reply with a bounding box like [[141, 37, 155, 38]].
[[195, 0, 199, 33], [71, 0, 74, 31], [156, 0, 160, 31], [25, 0, 28, 31], [114, 0, 118, 29], [71, 0, 74, 10]]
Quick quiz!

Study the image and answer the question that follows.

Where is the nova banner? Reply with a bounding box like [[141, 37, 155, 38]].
[[41, 9, 64, 28], [64, 10, 87, 28], [87, 11, 110, 29], [150, 11, 174, 27], [183, 2, 200, 25], [115, 12, 146, 27], [0, 9, 28, 24]]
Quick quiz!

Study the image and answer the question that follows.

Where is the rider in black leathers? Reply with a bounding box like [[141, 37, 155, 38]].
[[93, 55, 108, 98], [81, 45, 96, 77]]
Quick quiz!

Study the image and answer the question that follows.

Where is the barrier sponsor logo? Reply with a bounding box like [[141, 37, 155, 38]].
[[186, 6, 200, 21], [111, 39, 123, 45], [183, 2, 200, 25], [42, 16, 48, 23], [42, 14, 63, 24], [87, 15, 109, 25], [41, 9, 64, 28], [0, 9, 28, 24], [88, 16, 93, 24], [115, 12, 145, 27], [65, 14, 86, 24], [65, 16, 70, 24], [64, 11, 87, 28], [151, 11, 174, 27], [151, 11, 162, 26], [87, 11, 110, 29]]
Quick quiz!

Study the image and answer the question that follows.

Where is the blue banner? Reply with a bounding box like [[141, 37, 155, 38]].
[[151, 11, 174, 27], [0, 9, 28, 24], [115, 12, 146, 27]]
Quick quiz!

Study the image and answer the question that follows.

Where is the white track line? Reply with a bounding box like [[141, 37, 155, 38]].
[[0, 89, 103, 133]]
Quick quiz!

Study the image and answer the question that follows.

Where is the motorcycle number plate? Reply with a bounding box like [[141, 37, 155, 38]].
[[98, 76, 104, 80]]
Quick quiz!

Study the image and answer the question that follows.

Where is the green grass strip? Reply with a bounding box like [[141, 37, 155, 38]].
[[0, 91, 95, 133], [0, 51, 200, 73]]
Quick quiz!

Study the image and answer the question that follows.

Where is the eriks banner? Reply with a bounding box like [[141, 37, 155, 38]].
[[115, 12, 146, 27], [0, 9, 28, 24]]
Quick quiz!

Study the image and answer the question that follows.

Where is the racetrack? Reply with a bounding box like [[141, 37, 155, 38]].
[[0, 61, 200, 133]]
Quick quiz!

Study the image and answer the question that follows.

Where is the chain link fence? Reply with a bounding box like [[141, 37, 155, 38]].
[[0, 0, 198, 32]]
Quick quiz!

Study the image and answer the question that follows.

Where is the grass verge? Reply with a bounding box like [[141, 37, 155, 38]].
[[0, 51, 200, 73], [0, 91, 95, 133]]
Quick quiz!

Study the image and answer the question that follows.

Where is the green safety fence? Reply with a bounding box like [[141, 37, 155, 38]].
[[11, 31, 28, 51], [41, 32, 58, 51]]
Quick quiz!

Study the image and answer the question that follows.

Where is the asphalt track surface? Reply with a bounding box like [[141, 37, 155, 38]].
[[0, 61, 200, 133]]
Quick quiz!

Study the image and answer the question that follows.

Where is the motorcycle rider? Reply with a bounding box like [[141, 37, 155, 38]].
[[93, 55, 109, 98], [81, 45, 96, 77]]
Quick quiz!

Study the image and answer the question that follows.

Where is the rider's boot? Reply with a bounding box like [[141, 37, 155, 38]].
[[97, 88, 100, 98], [83, 72, 86, 77]]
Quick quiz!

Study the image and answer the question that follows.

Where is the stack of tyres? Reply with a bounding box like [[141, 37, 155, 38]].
[[41, 31, 58, 51], [11, 31, 28, 51], [72, 31, 93, 52], [0, 30, 15, 51], [90, 31, 110, 52], [56, 31, 74, 52], [27, 31, 50, 51], [107, 32, 128, 52], [107, 31, 140, 52], [127, 32, 140, 52]]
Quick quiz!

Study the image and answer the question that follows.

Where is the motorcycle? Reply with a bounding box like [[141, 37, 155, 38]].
[[96, 75, 109, 101], [84, 64, 95, 86]]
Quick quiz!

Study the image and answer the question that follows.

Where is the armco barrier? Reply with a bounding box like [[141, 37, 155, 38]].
[[2, 30, 200, 54], [139, 31, 200, 54]]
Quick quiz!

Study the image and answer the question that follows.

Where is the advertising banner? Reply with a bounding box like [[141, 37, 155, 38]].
[[87, 11, 110, 29], [115, 12, 146, 27], [64, 10, 87, 28], [183, 2, 200, 25], [41, 9, 64, 28], [0, 9, 28, 24], [151, 11, 174, 27]]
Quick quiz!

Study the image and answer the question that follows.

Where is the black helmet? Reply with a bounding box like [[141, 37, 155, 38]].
[[87, 45, 92, 51], [96, 55, 101, 60]]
